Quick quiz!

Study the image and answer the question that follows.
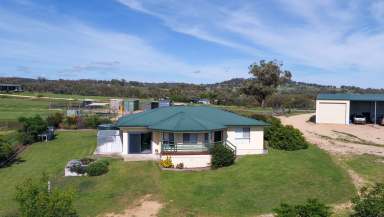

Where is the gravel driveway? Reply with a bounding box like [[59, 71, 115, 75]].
[[279, 113, 384, 156]]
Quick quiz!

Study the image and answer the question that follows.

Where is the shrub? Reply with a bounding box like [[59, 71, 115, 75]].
[[0, 138, 15, 163], [251, 113, 281, 124], [80, 157, 95, 165], [18, 115, 48, 145], [15, 174, 78, 217], [63, 116, 80, 129], [86, 160, 109, 176], [84, 115, 112, 129], [176, 163, 184, 169], [160, 156, 173, 168], [263, 116, 308, 151], [274, 199, 332, 217], [351, 183, 384, 217], [210, 143, 235, 169], [46, 112, 64, 128]]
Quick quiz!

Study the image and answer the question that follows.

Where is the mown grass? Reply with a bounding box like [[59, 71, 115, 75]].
[[0, 96, 62, 122], [0, 130, 355, 217], [345, 154, 384, 183], [56, 160, 161, 217], [0, 131, 97, 216], [159, 146, 355, 217]]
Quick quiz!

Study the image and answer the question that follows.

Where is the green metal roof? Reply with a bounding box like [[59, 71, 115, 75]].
[[317, 93, 384, 102], [116, 106, 268, 132]]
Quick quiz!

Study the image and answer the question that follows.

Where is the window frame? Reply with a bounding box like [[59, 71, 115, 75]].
[[183, 133, 198, 144], [162, 132, 174, 144], [235, 127, 251, 139]]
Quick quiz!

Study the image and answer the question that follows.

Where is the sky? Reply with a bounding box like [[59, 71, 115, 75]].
[[0, 0, 383, 87]]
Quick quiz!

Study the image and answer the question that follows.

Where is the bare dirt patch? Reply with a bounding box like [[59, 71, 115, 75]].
[[279, 113, 384, 156], [103, 195, 163, 217]]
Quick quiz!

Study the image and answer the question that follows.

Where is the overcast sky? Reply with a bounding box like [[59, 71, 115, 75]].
[[0, 0, 384, 87]]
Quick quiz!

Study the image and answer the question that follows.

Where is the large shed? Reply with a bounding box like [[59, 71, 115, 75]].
[[316, 93, 384, 125]]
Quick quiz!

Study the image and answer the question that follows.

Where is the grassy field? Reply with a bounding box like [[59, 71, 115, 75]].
[[214, 104, 314, 117], [0, 94, 153, 131], [0, 96, 60, 121], [12, 91, 112, 100], [159, 146, 355, 217], [345, 154, 384, 183], [0, 130, 356, 217], [0, 131, 97, 216]]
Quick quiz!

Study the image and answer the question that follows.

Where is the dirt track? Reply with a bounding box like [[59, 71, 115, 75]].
[[279, 113, 384, 156]]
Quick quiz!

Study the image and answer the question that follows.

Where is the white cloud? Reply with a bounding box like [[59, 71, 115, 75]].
[[117, 0, 384, 87], [0, 7, 246, 83]]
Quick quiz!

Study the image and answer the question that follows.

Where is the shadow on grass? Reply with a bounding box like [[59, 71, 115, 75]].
[[0, 158, 26, 169]]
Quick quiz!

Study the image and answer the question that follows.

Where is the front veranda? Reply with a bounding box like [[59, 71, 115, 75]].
[[160, 130, 225, 155]]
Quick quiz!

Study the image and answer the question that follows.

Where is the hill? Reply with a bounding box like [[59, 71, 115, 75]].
[[1, 77, 383, 108]]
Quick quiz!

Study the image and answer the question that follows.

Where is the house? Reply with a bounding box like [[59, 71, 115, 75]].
[[316, 93, 384, 125], [101, 106, 268, 168], [0, 84, 23, 92]]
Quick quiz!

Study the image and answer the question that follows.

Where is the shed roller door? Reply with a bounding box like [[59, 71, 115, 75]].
[[318, 103, 347, 124]]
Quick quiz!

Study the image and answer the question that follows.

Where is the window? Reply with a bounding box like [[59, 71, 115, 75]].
[[235, 127, 250, 139], [204, 133, 209, 143], [162, 132, 174, 144], [183, 133, 198, 144]]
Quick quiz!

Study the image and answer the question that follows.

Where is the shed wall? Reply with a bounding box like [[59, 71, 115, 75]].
[[316, 100, 350, 124]]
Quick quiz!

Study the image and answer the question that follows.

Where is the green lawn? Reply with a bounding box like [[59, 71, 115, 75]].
[[0, 130, 356, 217], [0, 131, 97, 216], [0, 96, 62, 122], [345, 154, 384, 183], [159, 146, 355, 217]]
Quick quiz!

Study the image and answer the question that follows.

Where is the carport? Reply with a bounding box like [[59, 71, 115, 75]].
[[316, 93, 384, 125]]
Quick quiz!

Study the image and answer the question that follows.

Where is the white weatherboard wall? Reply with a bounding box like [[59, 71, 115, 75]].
[[120, 128, 160, 159], [96, 130, 122, 154], [226, 127, 265, 155], [316, 100, 350, 125]]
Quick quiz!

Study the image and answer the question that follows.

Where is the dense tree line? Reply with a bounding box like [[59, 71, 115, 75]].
[[1, 75, 383, 109]]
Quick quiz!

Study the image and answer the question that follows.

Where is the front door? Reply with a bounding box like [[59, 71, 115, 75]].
[[213, 131, 223, 143], [128, 133, 141, 154], [128, 133, 152, 154]]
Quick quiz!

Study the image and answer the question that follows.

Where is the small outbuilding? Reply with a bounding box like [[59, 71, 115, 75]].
[[124, 99, 139, 114], [0, 84, 23, 92], [316, 93, 384, 125], [96, 124, 122, 154]]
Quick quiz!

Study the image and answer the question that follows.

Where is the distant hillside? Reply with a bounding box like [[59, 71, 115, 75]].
[[1, 77, 383, 107]]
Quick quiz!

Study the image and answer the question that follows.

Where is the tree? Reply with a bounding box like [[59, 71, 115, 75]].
[[18, 115, 48, 144], [15, 174, 78, 217], [243, 60, 292, 107], [46, 112, 64, 128], [274, 199, 332, 217], [351, 183, 384, 217], [0, 138, 14, 162]]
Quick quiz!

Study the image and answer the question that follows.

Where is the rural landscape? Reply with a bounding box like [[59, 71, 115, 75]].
[[1, 1, 384, 217]]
